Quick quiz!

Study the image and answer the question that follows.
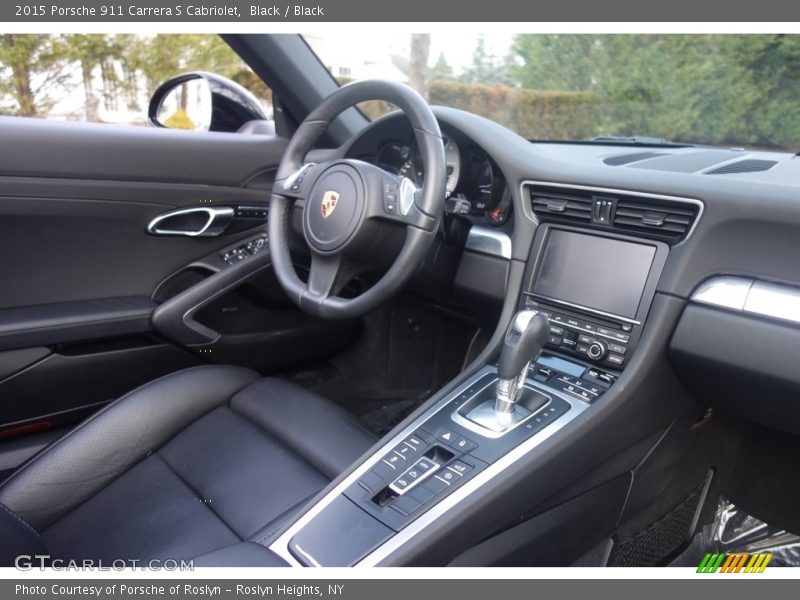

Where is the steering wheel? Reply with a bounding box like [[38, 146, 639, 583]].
[[268, 80, 446, 319]]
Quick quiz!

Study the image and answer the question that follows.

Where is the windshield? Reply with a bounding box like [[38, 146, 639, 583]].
[[304, 33, 800, 152]]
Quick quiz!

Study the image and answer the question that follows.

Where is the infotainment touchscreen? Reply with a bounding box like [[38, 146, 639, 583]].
[[532, 230, 656, 320]]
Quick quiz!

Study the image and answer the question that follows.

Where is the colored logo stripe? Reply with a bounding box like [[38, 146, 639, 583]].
[[697, 552, 773, 573]]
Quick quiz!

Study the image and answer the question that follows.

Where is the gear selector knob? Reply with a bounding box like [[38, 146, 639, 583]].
[[495, 310, 550, 414]]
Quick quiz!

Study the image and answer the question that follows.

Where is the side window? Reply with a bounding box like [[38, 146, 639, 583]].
[[0, 34, 272, 128]]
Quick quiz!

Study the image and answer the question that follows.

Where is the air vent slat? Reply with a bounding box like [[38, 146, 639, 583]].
[[614, 209, 691, 225], [613, 202, 695, 217], [613, 217, 687, 234], [530, 187, 593, 223]]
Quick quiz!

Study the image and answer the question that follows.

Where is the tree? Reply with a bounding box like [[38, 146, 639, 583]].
[[0, 34, 72, 117], [507, 35, 733, 143], [63, 35, 124, 120], [430, 52, 453, 81], [510, 35, 599, 91], [408, 34, 431, 100], [460, 35, 514, 86], [0, 34, 273, 123], [460, 36, 492, 83]]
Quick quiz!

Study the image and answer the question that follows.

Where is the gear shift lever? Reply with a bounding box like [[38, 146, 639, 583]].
[[459, 309, 551, 434], [495, 310, 550, 416]]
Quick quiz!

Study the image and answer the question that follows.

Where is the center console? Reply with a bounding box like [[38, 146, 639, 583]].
[[521, 225, 668, 371], [269, 222, 669, 567]]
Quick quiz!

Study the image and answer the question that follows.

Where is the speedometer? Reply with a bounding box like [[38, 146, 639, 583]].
[[394, 136, 460, 194]]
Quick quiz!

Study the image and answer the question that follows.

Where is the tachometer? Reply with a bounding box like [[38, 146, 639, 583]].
[[463, 149, 494, 215]]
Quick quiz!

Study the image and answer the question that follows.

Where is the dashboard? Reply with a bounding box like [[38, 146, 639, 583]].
[[336, 105, 800, 438]]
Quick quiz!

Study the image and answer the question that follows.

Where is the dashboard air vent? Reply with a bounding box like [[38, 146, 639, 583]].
[[530, 186, 593, 223], [603, 151, 668, 166], [706, 159, 778, 174], [526, 183, 700, 243], [613, 199, 698, 240]]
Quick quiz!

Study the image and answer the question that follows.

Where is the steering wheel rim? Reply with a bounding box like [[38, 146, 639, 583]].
[[268, 79, 446, 319]]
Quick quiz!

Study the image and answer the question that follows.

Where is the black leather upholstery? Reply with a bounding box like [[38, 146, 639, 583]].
[[0, 366, 376, 565], [0, 503, 47, 567], [232, 378, 376, 479]]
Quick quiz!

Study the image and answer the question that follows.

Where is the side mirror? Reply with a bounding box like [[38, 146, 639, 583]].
[[151, 75, 212, 131], [148, 72, 269, 133]]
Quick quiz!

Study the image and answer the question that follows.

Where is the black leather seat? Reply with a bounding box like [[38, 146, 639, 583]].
[[0, 366, 376, 566]]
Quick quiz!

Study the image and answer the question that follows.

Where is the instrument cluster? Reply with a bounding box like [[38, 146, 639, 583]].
[[375, 135, 511, 227]]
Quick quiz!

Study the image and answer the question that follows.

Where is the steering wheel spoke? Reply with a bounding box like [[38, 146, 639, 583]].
[[275, 162, 326, 201], [360, 163, 437, 231], [306, 253, 345, 299]]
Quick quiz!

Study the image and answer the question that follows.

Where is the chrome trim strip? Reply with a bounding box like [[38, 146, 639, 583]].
[[465, 225, 512, 260], [291, 544, 322, 568], [146, 206, 234, 237], [519, 179, 705, 242], [745, 281, 800, 324], [526, 292, 641, 325], [691, 276, 753, 311], [691, 276, 800, 326], [449, 376, 554, 439], [268, 365, 588, 567]]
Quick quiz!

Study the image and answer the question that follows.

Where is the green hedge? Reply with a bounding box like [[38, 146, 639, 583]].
[[429, 80, 599, 140], [337, 77, 601, 140]]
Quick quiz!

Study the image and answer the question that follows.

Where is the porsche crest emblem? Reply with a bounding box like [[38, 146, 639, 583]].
[[321, 190, 340, 218]]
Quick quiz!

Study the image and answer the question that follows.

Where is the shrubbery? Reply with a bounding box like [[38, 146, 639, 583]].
[[429, 80, 599, 140], [343, 77, 601, 141]]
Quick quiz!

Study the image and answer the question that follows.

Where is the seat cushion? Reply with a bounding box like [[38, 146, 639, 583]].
[[0, 366, 377, 563], [0, 365, 261, 531], [231, 377, 377, 479]]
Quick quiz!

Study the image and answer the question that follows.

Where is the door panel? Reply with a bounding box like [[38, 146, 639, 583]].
[[0, 117, 285, 311], [0, 116, 285, 185], [0, 116, 356, 437], [0, 183, 268, 308]]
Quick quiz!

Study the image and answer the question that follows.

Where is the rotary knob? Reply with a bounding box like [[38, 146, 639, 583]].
[[587, 340, 608, 361]]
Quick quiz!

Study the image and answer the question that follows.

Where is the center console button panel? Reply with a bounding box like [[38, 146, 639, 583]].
[[523, 296, 633, 369], [346, 425, 488, 531], [530, 357, 616, 403]]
